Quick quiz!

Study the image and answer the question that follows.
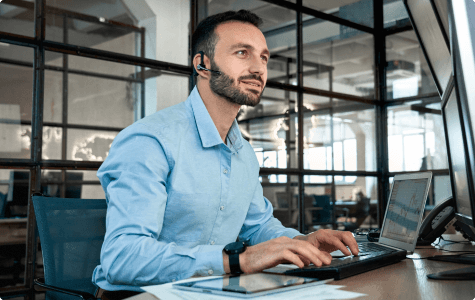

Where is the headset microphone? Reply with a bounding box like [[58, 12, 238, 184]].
[[196, 51, 221, 75]]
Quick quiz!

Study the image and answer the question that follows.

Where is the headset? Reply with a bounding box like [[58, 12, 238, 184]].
[[195, 51, 221, 75]]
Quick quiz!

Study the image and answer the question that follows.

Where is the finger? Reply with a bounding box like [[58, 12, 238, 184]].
[[297, 254, 311, 266], [327, 237, 353, 256], [282, 251, 307, 268], [290, 240, 331, 266], [340, 231, 359, 255], [320, 251, 333, 265]]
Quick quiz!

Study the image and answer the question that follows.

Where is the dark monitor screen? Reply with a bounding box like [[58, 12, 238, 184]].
[[7, 171, 29, 206], [6, 171, 29, 217], [443, 88, 473, 220]]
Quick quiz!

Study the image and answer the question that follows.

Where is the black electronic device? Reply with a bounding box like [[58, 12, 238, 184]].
[[42, 171, 83, 199], [195, 51, 222, 75], [5, 171, 83, 218], [173, 273, 331, 298], [5, 171, 29, 218], [224, 241, 247, 274], [270, 173, 432, 280], [417, 196, 456, 246], [405, 0, 475, 280]]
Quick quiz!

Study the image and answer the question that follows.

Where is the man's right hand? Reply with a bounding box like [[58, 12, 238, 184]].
[[236, 236, 333, 274]]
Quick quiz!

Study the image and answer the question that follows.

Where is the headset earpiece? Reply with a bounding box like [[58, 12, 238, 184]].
[[195, 51, 221, 75]]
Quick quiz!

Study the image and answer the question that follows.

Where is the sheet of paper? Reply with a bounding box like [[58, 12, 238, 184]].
[[141, 276, 366, 300]]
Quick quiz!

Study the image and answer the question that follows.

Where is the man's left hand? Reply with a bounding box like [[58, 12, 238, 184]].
[[294, 229, 359, 259]]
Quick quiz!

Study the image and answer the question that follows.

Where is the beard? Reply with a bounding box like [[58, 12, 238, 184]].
[[208, 59, 264, 107]]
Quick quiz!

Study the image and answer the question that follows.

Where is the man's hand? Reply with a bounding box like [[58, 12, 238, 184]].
[[294, 229, 359, 260], [222, 229, 359, 274], [223, 235, 333, 274]]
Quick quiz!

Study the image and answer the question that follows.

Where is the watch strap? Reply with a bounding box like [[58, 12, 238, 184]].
[[229, 253, 242, 274]]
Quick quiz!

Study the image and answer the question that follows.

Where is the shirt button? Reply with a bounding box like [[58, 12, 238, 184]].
[[208, 270, 214, 275], [210, 240, 215, 245], [223, 169, 228, 174], [220, 206, 225, 211]]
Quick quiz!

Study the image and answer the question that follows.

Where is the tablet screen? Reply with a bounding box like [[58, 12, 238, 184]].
[[174, 273, 320, 295]]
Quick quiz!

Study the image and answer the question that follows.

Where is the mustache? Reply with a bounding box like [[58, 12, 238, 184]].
[[238, 74, 264, 86]]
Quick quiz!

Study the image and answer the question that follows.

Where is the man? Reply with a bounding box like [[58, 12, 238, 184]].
[[92, 10, 359, 294]]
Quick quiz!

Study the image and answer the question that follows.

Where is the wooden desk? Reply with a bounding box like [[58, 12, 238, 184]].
[[126, 234, 475, 299]]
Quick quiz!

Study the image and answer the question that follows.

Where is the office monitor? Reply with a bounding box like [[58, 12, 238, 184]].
[[445, 0, 475, 236], [42, 171, 83, 198], [427, 0, 475, 280], [5, 171, 29, 218], [404, 0, 452, 97], [4, 171, 83, 218]]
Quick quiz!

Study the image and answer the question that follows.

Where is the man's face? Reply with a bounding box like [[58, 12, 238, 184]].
[[209, 21, 269, 107]]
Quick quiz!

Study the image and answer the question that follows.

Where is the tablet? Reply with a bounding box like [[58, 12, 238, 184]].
[[172, 273, 332, 298]]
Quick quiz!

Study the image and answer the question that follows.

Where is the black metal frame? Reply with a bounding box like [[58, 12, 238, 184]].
[[0, 0, 450, 298]]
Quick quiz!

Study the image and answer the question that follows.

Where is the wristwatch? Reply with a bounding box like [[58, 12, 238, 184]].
[[224, 241, 247, 274]]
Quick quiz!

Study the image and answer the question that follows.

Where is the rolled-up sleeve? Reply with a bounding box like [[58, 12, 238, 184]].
[[93, 124, 225, 290]]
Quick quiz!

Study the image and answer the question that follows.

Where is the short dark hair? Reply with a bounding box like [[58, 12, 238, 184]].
[[191, 10, 263, 69]]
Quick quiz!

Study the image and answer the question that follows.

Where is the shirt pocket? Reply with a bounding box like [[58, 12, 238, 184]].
[[160, 192, 211, 242]]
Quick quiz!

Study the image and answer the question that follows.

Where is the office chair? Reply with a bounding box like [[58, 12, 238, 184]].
[[33, 195, 107, 300]]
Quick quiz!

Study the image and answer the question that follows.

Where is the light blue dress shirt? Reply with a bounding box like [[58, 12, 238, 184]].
[[92, 86, 301, 291]]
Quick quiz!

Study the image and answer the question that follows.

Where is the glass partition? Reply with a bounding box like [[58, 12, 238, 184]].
[[239, 88, 298, 170], [386, 30, 439, 99], [387, 100, 448, 172], [45, 0, 139, 57], [261, 174, 299, 229], [0, 45, 34, 160], [0, 1, 34, 37], [302, 14, 375, 98], [303, 97, 376, 172], [303, 0, 374, 28]]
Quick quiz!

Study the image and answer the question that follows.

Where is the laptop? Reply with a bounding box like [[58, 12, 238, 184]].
[[265, 172, 432, 280]]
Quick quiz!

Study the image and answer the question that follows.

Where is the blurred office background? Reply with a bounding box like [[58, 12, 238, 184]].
[[0, 0, 452, 298]]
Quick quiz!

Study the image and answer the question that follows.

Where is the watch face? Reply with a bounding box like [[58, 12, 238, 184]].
[[225, 241, 245, 253]]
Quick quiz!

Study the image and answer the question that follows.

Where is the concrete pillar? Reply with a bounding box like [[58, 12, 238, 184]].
[[122, 0, 190, 116]]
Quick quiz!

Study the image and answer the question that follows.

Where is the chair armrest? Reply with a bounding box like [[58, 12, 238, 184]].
[[34, 278, 97, 300]]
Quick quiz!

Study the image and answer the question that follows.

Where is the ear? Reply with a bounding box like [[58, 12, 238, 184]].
[[193, 53, 210, 79]]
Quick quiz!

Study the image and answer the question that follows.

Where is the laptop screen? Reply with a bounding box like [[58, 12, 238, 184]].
[[380, 178, 429, 244]]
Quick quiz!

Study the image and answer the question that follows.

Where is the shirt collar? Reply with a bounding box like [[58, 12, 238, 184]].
[[226, 119, 243, 153], [189, 86, 244, 153]]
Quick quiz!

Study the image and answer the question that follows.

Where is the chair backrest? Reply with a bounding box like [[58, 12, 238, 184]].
[[33, 196, 107, 300]]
